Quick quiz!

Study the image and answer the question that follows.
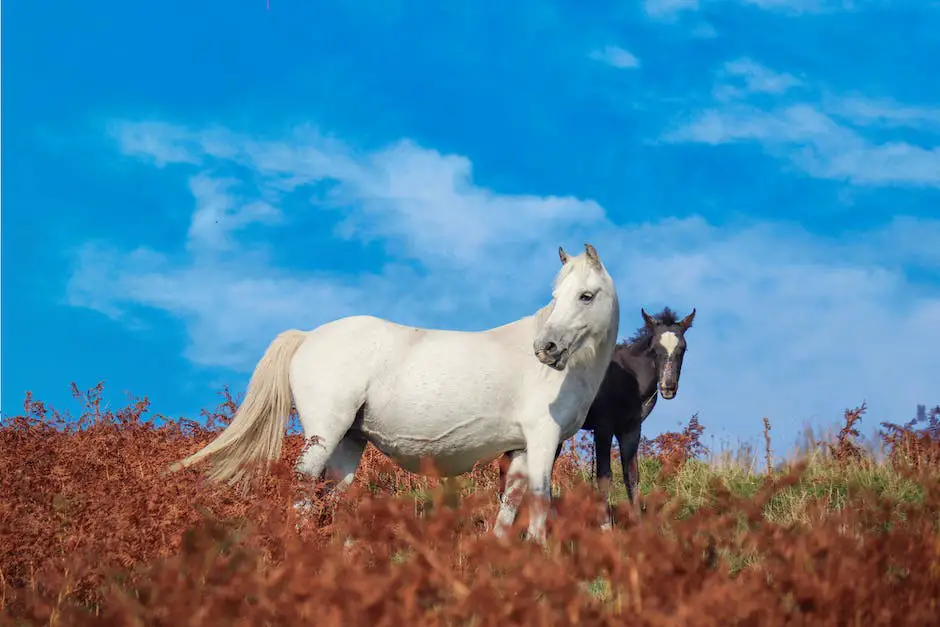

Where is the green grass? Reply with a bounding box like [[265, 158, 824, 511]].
[[384, 451, 934, 530], [597, 454, 933, 526]]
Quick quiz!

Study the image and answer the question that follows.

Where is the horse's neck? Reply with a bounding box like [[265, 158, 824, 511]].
[[617, 346, 658, 397]]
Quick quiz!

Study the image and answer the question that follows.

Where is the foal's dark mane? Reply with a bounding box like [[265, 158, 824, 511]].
[[615, 307, 682, 356]]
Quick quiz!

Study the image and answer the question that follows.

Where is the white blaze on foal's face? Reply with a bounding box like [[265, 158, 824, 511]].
[[659, 331, 680, 357]]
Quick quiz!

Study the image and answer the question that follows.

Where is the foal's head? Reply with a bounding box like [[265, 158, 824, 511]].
[[534, 243, 620, 371], [636, 307, 696, 399]]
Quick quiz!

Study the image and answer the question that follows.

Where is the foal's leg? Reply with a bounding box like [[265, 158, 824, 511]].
[[616, 424, 642, 507], [550, 441, 565, 521], [494, 450, 528, 539], [593, 427, 615, 531]]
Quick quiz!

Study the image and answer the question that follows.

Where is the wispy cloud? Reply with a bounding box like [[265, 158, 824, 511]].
[[67, 119, 940, 447], [691, 22, 719, 38], [824, 94, 940, 130], [71, 121, 607, 369], [644, 0, 699, 20], [715, 59, 803, 100], [588, 45, 641, 69], [186, 175, 282, 252], [737, 0, 854, 14], [645, 0, 856, 19], [663, 58, 940, 188]]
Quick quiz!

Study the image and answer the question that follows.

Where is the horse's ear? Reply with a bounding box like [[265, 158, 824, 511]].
[[558, 246, 570, 265], [584, 243, 601, 268], [641, 308, 657, 329], [679, 308, 696, 331]]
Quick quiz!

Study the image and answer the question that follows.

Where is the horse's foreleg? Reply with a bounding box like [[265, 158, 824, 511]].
[[616, 424, 642, 508], [523, 430, 561, 545], [494, 450, 528, 539], [593, 427, 615, 530]]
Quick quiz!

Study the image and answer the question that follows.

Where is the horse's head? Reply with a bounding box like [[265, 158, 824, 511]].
[[641, 307, 695, 399], [534, 243, 619, 371]]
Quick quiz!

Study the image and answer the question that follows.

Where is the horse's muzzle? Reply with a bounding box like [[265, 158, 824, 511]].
[[534, 341, 569, 371]]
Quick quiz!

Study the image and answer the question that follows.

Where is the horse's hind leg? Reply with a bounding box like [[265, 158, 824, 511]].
[[291, 389, 363, 516], [323, 433, 367, 493], [293, 430, 365, 518]]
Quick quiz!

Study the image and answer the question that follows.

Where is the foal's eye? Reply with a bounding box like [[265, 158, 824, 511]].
[[579, 292, 595, 303]]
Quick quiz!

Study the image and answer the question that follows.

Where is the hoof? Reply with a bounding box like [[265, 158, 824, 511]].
[[292, 498, 316, 532], [525, 528, 548, 546]]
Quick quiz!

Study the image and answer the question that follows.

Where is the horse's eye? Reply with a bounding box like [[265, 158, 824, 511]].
[[579, 292, 595, 303]]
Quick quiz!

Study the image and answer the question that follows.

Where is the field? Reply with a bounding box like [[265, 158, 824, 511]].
[[2, 383, 939, 626]]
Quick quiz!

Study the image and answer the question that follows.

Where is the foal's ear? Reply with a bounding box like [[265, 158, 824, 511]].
[[558, 246, 570, 265], [641, 308, 658, 329], [584, 243, 601, 268], [679, 308, 696, 331]]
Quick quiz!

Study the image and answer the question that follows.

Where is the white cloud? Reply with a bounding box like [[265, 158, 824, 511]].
[[110, 120, 205, 167], [644, 0, 700, 19], [187, 175, 282, 252], [715, 59, 803, 100], [691, 22, 719, 38], [593, 216, 940, 450], [663, 60, 940, 188], [645, 0, 856, 19], [74, 121, 608, 367], [738, 0, 854, 14], [825, 94, 940, 131], [68, 120, 940, 450], [588, 45, 641, 69]]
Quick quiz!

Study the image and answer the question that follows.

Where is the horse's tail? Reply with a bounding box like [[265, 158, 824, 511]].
[[168, 329, 308, 489]]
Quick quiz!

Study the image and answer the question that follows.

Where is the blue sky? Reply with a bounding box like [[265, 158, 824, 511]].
[[3, 0, 939, 456]]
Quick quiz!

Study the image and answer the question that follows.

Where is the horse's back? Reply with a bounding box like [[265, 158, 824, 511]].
[[288, 315, 415, 395], [289, 313, 533, 393]]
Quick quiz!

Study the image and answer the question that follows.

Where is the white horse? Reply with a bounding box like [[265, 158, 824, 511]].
[[169, 243, 620, 543]]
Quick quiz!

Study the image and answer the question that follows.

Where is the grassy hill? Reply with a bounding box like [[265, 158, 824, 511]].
[[2, 383, 938, 625]]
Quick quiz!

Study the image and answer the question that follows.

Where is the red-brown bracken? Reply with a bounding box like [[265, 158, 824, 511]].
[[2, 383, 938, 626]]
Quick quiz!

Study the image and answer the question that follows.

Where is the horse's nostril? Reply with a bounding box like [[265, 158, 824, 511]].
[[543, 341, 557, 353]]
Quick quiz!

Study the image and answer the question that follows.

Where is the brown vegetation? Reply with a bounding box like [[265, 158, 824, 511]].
[[639, 412, 709, 475], [880, 404, 940, 472], [2, 384, 939, 626]]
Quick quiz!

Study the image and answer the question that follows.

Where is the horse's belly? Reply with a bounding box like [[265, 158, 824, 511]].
[[359, 404, 524, 477], [378, 448, 505, 476]]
